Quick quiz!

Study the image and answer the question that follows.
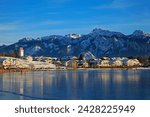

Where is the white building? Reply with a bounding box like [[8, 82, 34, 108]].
[[110, 60, 123, 67], [125, 59, 141, 67], [14, 59, 30, 69], [26, 56, 33, 62], [78, 60, 89, 68], [19, 47, 24, 57], [2, 57, 16, 69], [31, 61, 56, 69], [99, 60, 110, 67], [66, 59, 78, 68]]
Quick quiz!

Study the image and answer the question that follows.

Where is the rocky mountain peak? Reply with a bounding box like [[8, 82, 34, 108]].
[[92, 28, 124, 37], [132, 30, 150, 37], [0, 28, 150, 58]]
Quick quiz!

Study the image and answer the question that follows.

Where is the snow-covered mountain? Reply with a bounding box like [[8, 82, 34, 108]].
[[0, 28, 150, 58]]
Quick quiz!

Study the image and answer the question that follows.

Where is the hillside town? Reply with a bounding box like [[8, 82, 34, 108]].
[[0, 47, 148, 71]]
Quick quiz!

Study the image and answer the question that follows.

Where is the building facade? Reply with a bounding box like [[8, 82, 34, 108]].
[[19, 47, 24, 58]]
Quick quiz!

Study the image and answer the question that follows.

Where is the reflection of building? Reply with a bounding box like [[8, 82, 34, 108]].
[[19, 47, 24, 57]]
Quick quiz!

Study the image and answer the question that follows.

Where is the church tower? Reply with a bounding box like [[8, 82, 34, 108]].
[[19, 47, 24, 58]]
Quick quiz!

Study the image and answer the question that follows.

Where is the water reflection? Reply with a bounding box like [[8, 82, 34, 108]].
[[0, 69, 150, 100]]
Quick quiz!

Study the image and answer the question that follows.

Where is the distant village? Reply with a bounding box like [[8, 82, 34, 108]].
[[0, 47, 150, 71]]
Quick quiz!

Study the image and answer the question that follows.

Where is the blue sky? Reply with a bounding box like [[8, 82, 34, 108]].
[[0, 0, 150, 45]]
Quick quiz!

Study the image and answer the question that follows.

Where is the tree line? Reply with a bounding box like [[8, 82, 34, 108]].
[[0, 50, 19, 58]]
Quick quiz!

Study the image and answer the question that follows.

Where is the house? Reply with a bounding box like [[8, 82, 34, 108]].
[[83, 62, 89, 68], [71, 56, 78, 60], [14, 59, 22, 66], [78, 60, 89, 68], [54, 60, 62, 68], [66, 59, 78, 69], [31, 61, 56, 69], [14, 59, 31, 69], [110, 60, 123, 67], [125, 59, 141, 67], [99, 60, 110, 67], [44, 59, 52, 64], [122, 59, 141, 67], [34, 57, 42, 62], [2, 57, 16, 69], [26, 56, 33, 62], [89, 59, 100, 68], [38, 57, 53, 64]]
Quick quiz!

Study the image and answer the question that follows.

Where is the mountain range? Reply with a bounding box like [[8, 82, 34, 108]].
[[0, 28, 150, 58]]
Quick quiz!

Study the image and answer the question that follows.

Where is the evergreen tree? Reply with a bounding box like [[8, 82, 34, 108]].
[[11, 50, 18, 58], [78, 54, 84, 60]]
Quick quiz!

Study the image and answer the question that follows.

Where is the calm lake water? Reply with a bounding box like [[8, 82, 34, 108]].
[[0, 69, 150, 100]]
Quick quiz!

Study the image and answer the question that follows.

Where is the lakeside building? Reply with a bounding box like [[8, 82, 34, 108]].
[[26, 56, 33, 62], [19, 47, 24, 58], [0, 55, 143, 70], [78, 60, 89, 68], [99, 60, 110, 67], [0, 57, 16, 69], [0, 56, 56, 69], [89, 59, 100, 68], [110, 60, 123, 67], [123, 59, 141, 67], [66, 59, 78, 69]]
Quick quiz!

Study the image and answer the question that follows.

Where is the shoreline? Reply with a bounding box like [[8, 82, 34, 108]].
[[0, 69, 32, 74], [0, 67, 150, 74]]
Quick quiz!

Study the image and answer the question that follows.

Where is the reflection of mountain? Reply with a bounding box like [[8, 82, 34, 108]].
[[0, 28, 150, 57]]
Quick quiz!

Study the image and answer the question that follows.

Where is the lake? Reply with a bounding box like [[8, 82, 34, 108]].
[[0, 69, 150, 100]]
